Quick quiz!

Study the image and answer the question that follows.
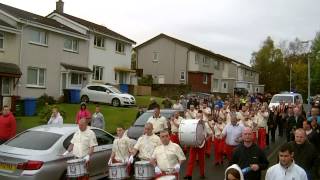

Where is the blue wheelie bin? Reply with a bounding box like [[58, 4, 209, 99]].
[[69, 89, 80, 104], [24, 97, 37, 116]]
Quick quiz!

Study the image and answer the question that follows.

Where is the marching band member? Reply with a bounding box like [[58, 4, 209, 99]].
[[170, 111, 183, 144], [151, 130, 186, 179], [222, 112, 244, 161], [185, 105, 197, 119], [64, 118, 98, 180], [184, 110, 212, 179], [129, 123, 161, 162], [213, 116, 226, 165], [109, 127, 132, 164], [256, 106, 269, 149], [147, 106, 168, 135], [201, 102, 211, 122]]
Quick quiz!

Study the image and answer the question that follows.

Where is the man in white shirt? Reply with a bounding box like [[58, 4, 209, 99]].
[[147, 107, 168, 135], [222, 112, 244, 161], [64, 118, 98, 179], [256, 106, 269, 149], [109, 127, 132, 164], [265, 143, 308, 180], [47, 107, 63, 125], [130, 123, 161, 161], [170, 111, 183, 144], [185, 105, 197, 119], [151, 130, 186, 179]]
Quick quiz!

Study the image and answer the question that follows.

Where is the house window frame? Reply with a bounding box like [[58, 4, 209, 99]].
[[29, 29, 48, 46], [195, 54, 199, 64], [64, 38, 78, 53], [92, 65, 104, 81], [2, 77, 11, 95], [180, 71, 185, 80], [0, 32, 4, 50], [94, 35, 105, 48], [213, 79, 219, 90], [27, 67, 46, 88], [70, 73, 83, 85], [214, 60, 220, 70], [203, 74, 208, 84], [115, 42, 125, 54], [153, 52, 159, 62], [203, 56, 209, 66]]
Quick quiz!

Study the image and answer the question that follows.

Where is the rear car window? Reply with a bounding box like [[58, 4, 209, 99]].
[[5, 131, 62, 150]]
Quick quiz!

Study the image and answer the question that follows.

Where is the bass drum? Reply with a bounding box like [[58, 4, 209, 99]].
[[178, 119, 205, 147]]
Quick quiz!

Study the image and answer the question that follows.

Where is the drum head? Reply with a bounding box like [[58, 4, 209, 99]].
[[196, 122, 205, 146], [157, 175, 176, 180]]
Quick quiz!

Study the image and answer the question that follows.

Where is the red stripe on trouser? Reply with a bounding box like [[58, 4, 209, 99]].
[[205, 139, 211, 155], [258, 128, 266, 149], [252, 131, 257, 143], [155, 172, 179, 179], [224, 144, 236, 161], [186, 147, 205, 177], [213, 138, 225, 163], [170, 133, 180, 144]]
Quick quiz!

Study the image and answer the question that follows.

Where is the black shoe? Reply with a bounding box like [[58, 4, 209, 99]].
[[184, 176, 192, 180], [200, 175, 206, 179]]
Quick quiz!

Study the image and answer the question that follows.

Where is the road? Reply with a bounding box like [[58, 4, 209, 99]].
[[179, 135, 286, 180]]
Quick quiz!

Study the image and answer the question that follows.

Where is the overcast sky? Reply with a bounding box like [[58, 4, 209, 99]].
[[2, 0, 320, 65]]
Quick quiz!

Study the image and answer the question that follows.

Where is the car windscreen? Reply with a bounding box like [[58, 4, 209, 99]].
[[108, 86, 122, 94], [133, 112, 171, 126], [5, 131, 62, 150], [270, 96, 293, 103]]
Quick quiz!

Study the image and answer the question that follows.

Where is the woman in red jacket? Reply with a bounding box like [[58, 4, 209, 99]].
[[0, 106, 16, 144]]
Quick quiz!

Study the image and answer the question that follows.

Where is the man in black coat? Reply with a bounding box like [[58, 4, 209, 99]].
[[230, 127, 269, 180], [287, 107, 304, 142]]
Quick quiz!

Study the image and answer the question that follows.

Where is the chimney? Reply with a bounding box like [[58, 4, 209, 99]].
[[56, 0, 64, 14]]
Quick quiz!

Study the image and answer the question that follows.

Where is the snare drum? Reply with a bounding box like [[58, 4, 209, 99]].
[[179, 119, 205, 146], [134, 161, 155, 179], [108, 163, 128, 179], [156, 175, 176, 180], [66, 158, 87, 178]]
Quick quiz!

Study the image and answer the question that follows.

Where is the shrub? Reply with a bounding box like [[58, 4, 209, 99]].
[[138, 75, 153, 86]]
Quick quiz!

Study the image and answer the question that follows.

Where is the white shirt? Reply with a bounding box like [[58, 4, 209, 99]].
[[170, 116, 183, 133], [185, 110, 197, 119], [134, 134, 161, 160], [112, 136, 132, 162], [265, 162, 308, 180], [222, 123, 244, 146], [152, 142, 186, 172], [147, 115, 168, 134], [47, 113, 63, 125], [172, 103, 184, 110], [70, 128, 98, 158]]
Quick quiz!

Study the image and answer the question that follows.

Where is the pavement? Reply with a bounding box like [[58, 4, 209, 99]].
[[179, 134, 286, 180]]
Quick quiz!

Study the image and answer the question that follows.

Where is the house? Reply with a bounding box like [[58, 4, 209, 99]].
[[135, 33, 264, 95], [48, 0, 136, 86], [0, 2, 91, 100], [135, 33, 236, 94]]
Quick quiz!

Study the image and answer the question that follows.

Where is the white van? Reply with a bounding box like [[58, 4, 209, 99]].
[[268, 93, 303, 110]]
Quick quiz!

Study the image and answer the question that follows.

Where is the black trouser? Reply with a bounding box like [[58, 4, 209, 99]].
[[277, 118, 284, 137], [269, 127, 276, 143]]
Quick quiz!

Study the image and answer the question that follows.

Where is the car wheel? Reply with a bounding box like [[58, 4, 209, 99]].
[[112, 98, 121, 107], [81, 95, 89, 103]]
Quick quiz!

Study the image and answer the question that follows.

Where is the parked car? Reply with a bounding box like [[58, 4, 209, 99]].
[[185, 92, 212, 100], [268, 92, 303, 110], [127, 109, 184, 140], [80, 84, 136, 107], [0, 124, 114, 180]]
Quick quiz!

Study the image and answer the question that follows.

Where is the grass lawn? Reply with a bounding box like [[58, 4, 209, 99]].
[[16, 96, 164, 134]]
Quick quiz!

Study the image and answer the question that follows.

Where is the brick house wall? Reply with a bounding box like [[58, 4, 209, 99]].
[[188, 72, 212, 93]]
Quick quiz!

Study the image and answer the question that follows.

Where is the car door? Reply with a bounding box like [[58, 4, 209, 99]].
[[89, 129, 114, 177], [87, 86, 99, 102], [96, 86, 108, 103], [105, 87, 113, 104]]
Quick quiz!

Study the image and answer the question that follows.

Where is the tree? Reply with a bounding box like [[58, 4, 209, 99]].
[[310, 32, 320, 95]]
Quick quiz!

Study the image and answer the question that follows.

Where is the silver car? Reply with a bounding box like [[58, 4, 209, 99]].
[[0, 124, 114, 180]]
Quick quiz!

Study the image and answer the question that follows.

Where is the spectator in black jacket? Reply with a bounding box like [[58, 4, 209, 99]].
[[267, 106, 277, 144], [287, 107, 305, 142], [230, 127, 269, 180], [288, 128, 318, 180]]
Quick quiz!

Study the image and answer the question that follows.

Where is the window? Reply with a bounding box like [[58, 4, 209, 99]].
[[64, 38, 78, 52], [223, 82, 228, 89], [88, 86, 106, 92], [153, 52, 159, 62], [195, 54, 199, 64], [221, 62, 225, 70], [0, 32, 4, 49], [2, 77, 10, 95], [94, 36, 105, 48], [71, 73, 82, 85], [213, 79, 219, 89], [203, 56, 209, 65], [92, 129, 114, 146], [116, 42, 125, 53], [203, 74, 208, 84], [6, 131, 61, 150], [30, 30, 47, 45], [92, 65, 103, 80], [180, 71, 185, 80], [213, 60, 220, 70], [27, 67, 45, 87]]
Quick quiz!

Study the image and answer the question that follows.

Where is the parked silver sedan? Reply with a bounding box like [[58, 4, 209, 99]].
[[0, 124, 114, 180]]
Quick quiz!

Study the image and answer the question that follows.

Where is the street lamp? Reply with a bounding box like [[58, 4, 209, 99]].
[[300, 40, 312, 111]]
